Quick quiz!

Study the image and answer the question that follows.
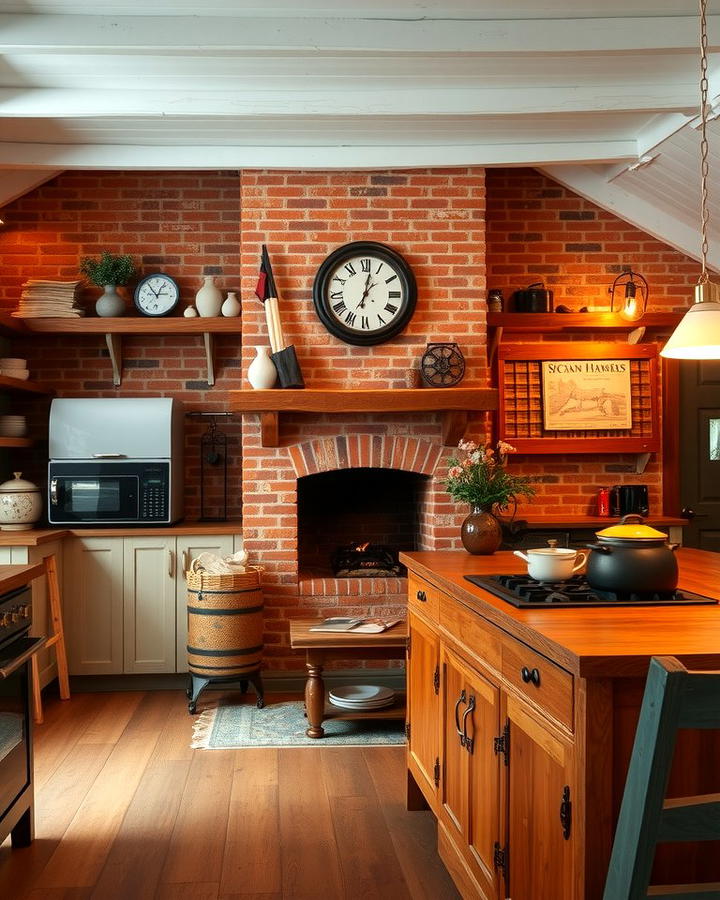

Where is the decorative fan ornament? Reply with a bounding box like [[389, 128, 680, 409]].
[[420, 342, 466, 387]]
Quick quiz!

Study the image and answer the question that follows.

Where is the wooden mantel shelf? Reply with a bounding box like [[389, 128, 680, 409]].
[[16, 317, 242, 387], [227, 387, 499, 447]]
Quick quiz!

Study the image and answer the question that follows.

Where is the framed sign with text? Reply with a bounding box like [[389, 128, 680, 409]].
[[541, 358, 632, 431], [497, 342, 660, 455]]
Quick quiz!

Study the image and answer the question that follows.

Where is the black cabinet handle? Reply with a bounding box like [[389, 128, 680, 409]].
[[521, 666, 541, 687], [416, 590, 427, 602], [454, 689, 467, 745], [462, 695, 476, 754]]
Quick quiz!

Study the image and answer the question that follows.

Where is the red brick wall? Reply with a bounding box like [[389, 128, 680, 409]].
[[486, 168, 701, 518], [0, 171, 244, 519]]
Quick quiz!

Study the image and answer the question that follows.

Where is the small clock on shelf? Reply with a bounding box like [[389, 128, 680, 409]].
[[133, 273, 180, 317]]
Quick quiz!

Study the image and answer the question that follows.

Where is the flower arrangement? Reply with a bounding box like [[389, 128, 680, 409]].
[[80, 251, 136, 287], [445, 438, 535, 511]]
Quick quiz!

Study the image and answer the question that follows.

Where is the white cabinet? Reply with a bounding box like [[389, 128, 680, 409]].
[[63, 532, 239, 676], [123, 537, 176, 674], [64, 537, 124, 676]]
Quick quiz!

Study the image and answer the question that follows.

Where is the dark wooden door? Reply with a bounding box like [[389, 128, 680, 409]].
[[680, 360, 720, 550]]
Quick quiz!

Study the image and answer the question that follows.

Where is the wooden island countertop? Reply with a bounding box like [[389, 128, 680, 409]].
[[399, 548, 720, 678]]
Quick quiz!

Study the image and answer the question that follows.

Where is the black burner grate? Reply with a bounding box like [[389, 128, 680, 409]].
[[464, 574, 718, 608]]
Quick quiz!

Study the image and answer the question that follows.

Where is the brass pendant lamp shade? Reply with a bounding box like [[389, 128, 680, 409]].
[[661, 0, 720, 360]]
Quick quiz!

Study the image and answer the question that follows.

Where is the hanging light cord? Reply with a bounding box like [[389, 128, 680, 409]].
[[699, 0, 710, 285]]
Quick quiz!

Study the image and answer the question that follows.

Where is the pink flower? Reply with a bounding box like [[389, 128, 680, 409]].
[[497, 440, 516, 455], [462, 457, 474, 468], [448, 465, 463, 479]]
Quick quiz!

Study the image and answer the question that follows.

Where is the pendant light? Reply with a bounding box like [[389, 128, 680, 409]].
[[661, 0, 720, 360]]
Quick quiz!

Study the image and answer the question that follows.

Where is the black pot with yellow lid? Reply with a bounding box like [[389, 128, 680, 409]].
[[586, 514, 679, 594]]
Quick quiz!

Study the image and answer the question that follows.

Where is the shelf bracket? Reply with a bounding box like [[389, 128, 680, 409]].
[[260, 412, 280, 447], [203, 332, 215, 386], [627, 326, 646, 345], [635, 452, 651, 475], [105, 333, 122, 387], [442, 411, 469, 446]]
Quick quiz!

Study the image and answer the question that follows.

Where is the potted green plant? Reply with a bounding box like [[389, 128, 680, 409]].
[[445, 438, 535, 554], [80, 251, 136, 317]]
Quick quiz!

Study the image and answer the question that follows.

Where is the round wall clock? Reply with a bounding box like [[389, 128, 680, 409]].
[[312, 241, 417, 346], [133, 273, 180, 317]]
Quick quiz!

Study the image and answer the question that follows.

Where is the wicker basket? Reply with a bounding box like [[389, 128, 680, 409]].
[[186, 564, 265, 678]]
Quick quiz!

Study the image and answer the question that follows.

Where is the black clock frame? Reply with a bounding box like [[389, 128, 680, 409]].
[[133, 272, 180, 317], [312, 241, 417, 346]]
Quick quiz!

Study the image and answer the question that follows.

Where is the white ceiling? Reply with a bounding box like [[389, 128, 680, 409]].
[[1, 1, 720, 266]]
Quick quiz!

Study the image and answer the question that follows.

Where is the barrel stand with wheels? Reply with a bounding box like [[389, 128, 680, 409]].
[[186, 670, 265, 713], [185, 564, 266, 715]]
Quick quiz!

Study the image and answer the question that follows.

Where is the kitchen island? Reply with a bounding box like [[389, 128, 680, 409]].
[[401, 548, 720, 900]]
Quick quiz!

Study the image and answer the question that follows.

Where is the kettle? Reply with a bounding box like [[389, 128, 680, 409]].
[[512, 282, 554, 313]]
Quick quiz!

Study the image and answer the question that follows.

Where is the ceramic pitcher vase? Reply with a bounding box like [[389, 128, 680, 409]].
[[195, 275, 223, 317], [247, 346, 277, 389], [460, 504, 502, 555], [96, 284, 126, 317], [221, 291, 241, 317]]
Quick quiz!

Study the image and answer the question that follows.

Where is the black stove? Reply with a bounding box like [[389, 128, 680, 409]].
[[464, 574, 719, 609]]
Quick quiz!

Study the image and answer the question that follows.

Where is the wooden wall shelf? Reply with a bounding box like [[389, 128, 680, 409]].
[[227, 387, 499, 447], [487, 311, 682, 364], [0, 437, 34, 449], [16, 317, 242, 387], [0, 375, 54, 396]]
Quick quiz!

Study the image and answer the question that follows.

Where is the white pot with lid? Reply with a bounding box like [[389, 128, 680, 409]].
[[0, 471, 42, 531], [513, 546, 587, 582]]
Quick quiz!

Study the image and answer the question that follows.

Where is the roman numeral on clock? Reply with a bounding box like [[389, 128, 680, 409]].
[[344, 262, 357, 276], [333, 300, 347, 315], [361, 259, 371, 273], [345, 311, 357, 327], [385, 303, 398, 315], [361, 315, 369, 330], [330, 291, 343, 301], [385, 274, 398, 284], [388, 291, 401, 299]]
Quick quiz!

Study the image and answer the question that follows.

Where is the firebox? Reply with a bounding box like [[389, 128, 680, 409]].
[[297, 468, 429, 577]]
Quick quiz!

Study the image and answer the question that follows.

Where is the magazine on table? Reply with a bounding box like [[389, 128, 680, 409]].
[[309, 616, 403, 634]]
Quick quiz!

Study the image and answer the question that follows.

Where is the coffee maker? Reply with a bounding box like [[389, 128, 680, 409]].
[[610, 484, 650, 517]]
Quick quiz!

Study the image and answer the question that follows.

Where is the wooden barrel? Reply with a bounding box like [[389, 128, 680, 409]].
[[186, 566, 264, 678]]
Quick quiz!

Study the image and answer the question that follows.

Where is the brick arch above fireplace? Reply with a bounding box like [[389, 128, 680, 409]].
[[288, 435, 445, 479]]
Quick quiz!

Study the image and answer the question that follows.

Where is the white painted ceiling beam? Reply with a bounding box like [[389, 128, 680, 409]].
[[540, 163, 718, 271], [0, 85, 700, 118], [1, 14, 718, 55], [0, 169, 62, 207], [0, 140, 637, 170]]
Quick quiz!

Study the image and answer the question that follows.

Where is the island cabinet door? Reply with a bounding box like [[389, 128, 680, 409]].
[[441, 647, 502, 900], [503, 693, 575, 900], [123, 537, 176, 674], [407, 611, 440, 805]]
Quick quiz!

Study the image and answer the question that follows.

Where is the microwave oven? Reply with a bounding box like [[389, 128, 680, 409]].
[[48, 397, 183, 525], [48, 461, 180, 524]]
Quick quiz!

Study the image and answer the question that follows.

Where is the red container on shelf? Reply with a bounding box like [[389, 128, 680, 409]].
[[597, 487, 610, 517]]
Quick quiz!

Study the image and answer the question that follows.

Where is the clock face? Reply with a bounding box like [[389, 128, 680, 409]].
[[134, 273, 180, 317], [313, 241, 417, 346]]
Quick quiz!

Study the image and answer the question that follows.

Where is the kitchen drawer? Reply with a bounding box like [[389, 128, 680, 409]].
[[501, 634, 574, 731], [439, 595, 502, 675], [408, 574, 442, 621]]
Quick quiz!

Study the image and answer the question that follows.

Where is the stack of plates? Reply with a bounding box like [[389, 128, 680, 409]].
[[0, 416, 27, 437], [328, 685, 396, 711], [0, 359, 30, 380]]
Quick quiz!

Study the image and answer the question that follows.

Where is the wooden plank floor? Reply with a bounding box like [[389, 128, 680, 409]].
[[0, 691, 459, 900]]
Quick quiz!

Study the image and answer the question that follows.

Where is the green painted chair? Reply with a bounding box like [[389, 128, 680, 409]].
[[603, 656, 720, 900]]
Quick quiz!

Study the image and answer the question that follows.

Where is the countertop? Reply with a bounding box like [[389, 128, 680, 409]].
[[0, 521, 243, 546], [0, 562, 46, 593], [400, 548, 720, 678]]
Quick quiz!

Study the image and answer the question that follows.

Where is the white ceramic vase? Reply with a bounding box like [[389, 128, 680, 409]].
[[0, 472, 42, 531], [183, 305, 198, 318], [195, 275, 223, 317], [96, 284, 126, 317], [221, 291, 241, 317], [247, 346, 277, 389]]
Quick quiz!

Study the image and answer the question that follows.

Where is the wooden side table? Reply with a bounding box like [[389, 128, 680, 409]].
[[289, 619, 408, 738]]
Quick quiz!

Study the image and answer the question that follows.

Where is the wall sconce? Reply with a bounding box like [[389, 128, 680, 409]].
[[609, 269, 648, 321]]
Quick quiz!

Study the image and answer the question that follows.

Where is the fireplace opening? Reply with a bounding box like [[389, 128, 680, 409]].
[[297, 468, 429, 578]]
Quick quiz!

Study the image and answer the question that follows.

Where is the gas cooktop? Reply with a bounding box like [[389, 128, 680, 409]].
[[464, 574, 719, 609]]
